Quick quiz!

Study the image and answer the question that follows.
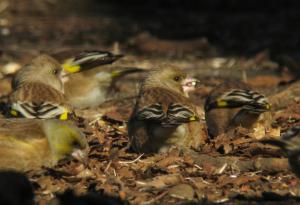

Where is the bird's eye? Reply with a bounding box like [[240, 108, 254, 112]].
[[174, 76, 181, 81], [53, 69, 59, 75]]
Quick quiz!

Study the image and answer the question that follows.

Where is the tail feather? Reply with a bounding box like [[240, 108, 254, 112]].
[[111, 67, 146, 78], [260, 139, 287, 150]]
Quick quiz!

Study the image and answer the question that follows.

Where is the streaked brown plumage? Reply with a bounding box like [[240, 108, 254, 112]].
[[205, 81, 271, 138], [0, 118, 88, 171], [261, 125, 300, 178], [9, 55, 71, 119], [128, 65, 205, 153], [10, 82, 66, 105]]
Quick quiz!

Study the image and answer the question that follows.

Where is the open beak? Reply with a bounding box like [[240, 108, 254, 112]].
[[182, 77, 200, 96], [71, 149, 88, 164], [61, 70, 71, 84]]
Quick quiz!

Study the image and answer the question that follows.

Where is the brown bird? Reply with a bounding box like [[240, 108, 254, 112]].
[[9, 55, 71, 120], [128, 65, 205, 153], [49, 50, 145, 109], [204, 81, 271, 138], [64, 65, 145, 109], [261, 125, 300, 178], [0, 118, 88, 172]]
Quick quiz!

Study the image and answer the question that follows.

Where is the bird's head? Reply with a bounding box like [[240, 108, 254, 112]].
[[42, 120, 88, 162], [145, 65, 197, 95], [12, 55, 64, 92]]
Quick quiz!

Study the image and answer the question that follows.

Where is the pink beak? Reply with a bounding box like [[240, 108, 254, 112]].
[[182, 77, 199, 95], [61, 70, 71, 84]]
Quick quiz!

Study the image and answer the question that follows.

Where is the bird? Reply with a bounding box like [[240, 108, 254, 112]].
[[0, 118, 88, 172], [52, 50, 124, 73], [204, 81, 271, 138], [50, 50, 145, 109], [9, 54, 71, 120], [128, 65, 205, 153], [261, 125, 300, 178], [63, 64, 145, 109], [0, 171, 35, 205]]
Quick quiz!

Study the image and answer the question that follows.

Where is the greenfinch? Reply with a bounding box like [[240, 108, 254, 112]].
[[0, 118, 88, 171], [128, 65, 204, 153], [204, 81, 271, 137], [262, 125, 300, 178], [9, 55, 71, 120], [64, 65, 144, 109]]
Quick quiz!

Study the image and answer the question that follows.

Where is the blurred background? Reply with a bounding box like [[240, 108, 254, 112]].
[[2, 0, 300, 56]]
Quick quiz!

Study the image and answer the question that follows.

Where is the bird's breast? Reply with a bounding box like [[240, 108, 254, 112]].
[[69, 86, 106, 108], [152, 124, 187, 140]]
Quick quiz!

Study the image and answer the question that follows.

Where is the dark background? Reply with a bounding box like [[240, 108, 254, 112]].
[[1, 0, 300, 64]]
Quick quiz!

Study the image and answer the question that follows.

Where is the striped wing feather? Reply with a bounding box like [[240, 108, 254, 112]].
[[10, 83, 69, 119], [134, 87, 198, 125]]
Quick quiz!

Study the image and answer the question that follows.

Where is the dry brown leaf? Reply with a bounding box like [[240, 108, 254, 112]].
[[137, 174, 182, 189]]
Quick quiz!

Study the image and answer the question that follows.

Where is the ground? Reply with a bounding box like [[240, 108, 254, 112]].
[[1, 0, 300, 204]]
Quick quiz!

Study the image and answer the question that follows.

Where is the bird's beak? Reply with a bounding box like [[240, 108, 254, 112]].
[[71, 149, 88, 163], [182, 77, 200, 94], [61, 70, 71, 84]]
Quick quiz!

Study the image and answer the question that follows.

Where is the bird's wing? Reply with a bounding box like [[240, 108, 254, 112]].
[[62, 51, 123, 73], [136, 103, 166, 121], [11, 101, 69, 120], [165, 103, 199, 126], [260, 125, 300, 157], [279, 125, 300, 154], [10, 83, 70, 120], [206, 89, 270, 111], [133, 87, 198, 126]]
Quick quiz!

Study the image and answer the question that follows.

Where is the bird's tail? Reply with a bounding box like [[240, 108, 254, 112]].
[[260, 138, 287, 150], [111, 67, 146, 78], [261, 125, 300, 154]]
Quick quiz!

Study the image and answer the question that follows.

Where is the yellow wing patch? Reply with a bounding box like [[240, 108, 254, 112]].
[[59, 111, 69, 121], [111, 70, 122, 77], [62, 63, 81, 73], [265, 103, 271, 110], [10, 109, 18, 117], [189, 116, 198, 121], [216, 99, 228, 107]]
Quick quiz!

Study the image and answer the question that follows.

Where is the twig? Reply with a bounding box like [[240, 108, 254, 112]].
[[141, 191, 169, 205], [194, 164, 203, 170], [216, 163, 228, 174], [104, 160, 112, 173], [118, 154, 144, 164]]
